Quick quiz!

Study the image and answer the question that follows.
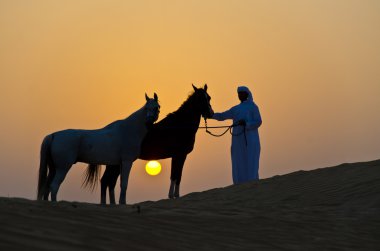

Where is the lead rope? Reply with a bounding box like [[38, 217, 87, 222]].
[[204, 118, 231, 137], [203, 118, 248, 146]]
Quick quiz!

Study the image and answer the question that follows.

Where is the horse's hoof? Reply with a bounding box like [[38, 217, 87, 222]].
[[168, 194, 174, 199]]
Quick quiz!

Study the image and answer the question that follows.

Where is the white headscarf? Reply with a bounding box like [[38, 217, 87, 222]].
[[237, 86, 254, 103]]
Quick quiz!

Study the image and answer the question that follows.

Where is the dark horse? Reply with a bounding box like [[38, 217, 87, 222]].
[[84, 84, 213, 204]]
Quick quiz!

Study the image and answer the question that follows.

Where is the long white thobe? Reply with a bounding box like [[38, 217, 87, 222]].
[[213, 101, 262, 184]]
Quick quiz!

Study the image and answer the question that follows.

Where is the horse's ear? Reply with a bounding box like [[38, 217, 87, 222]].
[[192, 84, 198, 91], [145, 93, 150, 101], [154, 93, 158, 101], [204, 84, 208, 91]]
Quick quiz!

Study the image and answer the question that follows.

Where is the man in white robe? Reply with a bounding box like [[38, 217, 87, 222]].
[[212, 86, 262, 184]]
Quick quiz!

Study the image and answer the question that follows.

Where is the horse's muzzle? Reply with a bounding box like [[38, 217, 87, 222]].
[[145, 116, 156, 129], [202, 107, 214, 119], [146, 122, 154, 130]]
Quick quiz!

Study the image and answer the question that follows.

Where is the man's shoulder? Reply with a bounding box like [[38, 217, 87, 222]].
[[240, 101, 259, 111], [230, 103, 242, 111]]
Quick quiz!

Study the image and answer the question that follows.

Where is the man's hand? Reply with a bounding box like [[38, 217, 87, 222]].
[[210, 107, 214, 117], [238, 120, 246, 126]]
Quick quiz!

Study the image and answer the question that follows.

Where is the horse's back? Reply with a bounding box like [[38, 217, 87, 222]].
[[49, 115, 146, 165], [51, 129, 83, 147], [139, 123, 197, 160], [47, 129, 84, 164]]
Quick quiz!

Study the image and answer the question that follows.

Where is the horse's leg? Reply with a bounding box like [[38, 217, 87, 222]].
[[169, 154, 187, 199], [50, 164, 71, 202], [100, 166, 110, 205], [43, 166, 56, 200], [119, 160, 133, 205], [168, 180, 176, 199], [173, 155, 187, 198], [109, 187, 116, 205], [108, 166, 120, 205], [101, 165, 119, 205]]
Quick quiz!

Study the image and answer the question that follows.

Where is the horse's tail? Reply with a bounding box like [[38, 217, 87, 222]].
[[82, 164, 101, 192], [37, 134, 54, 200]]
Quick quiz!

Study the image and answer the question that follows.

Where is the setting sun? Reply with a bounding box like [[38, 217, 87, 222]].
[[145, 161, 162, 176]]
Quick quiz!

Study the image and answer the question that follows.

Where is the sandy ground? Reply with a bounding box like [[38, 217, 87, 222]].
[[1, 159, 380, 250]]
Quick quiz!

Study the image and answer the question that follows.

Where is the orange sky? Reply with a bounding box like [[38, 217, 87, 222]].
[[1, 0, 379, 203]]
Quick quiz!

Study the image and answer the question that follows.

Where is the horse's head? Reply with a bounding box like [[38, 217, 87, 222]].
[[144, 93, 160, 128], [192, 84, 214, 119]]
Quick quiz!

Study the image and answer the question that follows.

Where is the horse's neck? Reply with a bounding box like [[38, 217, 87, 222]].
[[117, 105, 147, 135], [105, 106, 145, 128], [128, 106, 147, 124], [125, 105, 145, 122], [172, 98, 202, 127]]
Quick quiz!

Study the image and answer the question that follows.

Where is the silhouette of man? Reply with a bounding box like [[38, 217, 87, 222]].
[[212, 86, 262, 184]]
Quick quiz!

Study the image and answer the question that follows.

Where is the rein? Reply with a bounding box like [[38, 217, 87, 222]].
[[201, 118, 248, 145], [200, 119, 235, 137]]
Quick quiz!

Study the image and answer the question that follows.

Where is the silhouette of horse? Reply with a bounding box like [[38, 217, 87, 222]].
[[85, 84, 213, 204], [37, 93, 160, 204]]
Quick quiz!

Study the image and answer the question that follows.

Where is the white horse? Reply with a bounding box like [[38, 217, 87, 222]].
[[37, 93, 160, 204]]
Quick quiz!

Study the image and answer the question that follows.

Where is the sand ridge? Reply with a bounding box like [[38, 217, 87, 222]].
[[1, 160, 379, 250]]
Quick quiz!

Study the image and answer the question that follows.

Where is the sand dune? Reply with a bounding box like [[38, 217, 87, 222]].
[[1, 160, 380, 250]]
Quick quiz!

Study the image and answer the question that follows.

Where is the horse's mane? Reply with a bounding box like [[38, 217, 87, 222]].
[[103, 104, 146, 129], [163, 91, 199, 120], [165, 91, 196, 119], [151, 90, 199, 128]]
